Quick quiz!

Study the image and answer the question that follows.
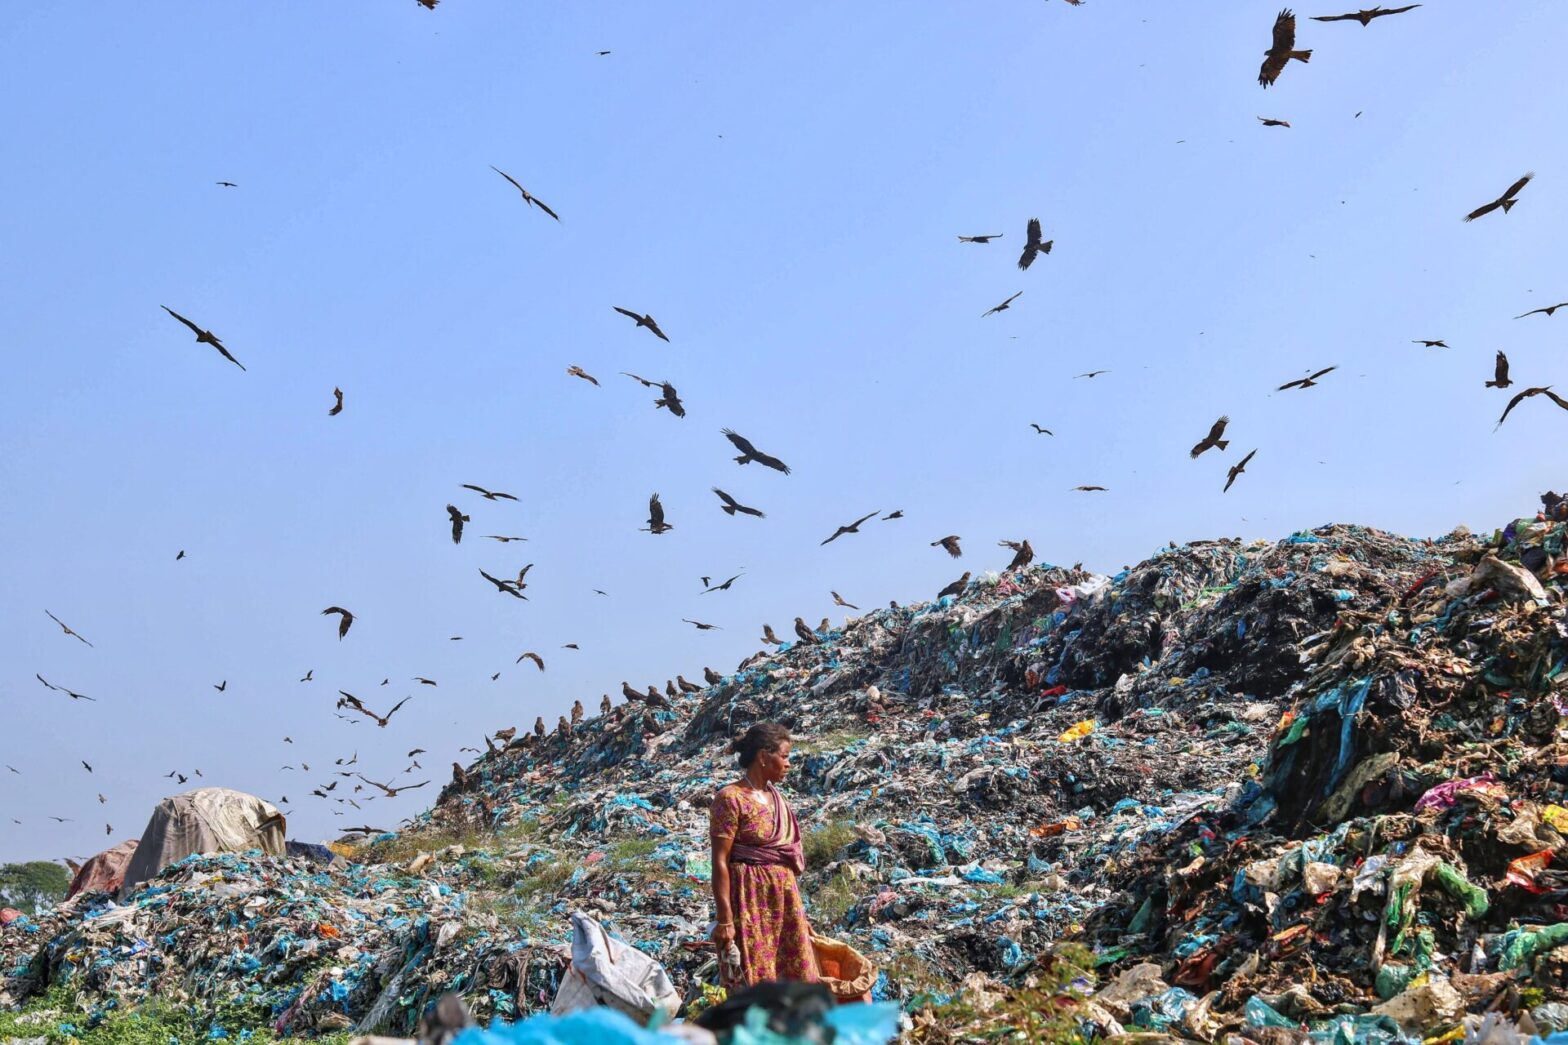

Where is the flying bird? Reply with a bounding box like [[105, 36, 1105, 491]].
[[44, 610, 93, 647], [1072, 485, 1108, 492], [1311, 5, 1420, 25], [1190, 416, 1231, 458], [356, 774, 430, 798], [1000, 539, 1034, 570], [82, 761, 93, 773], [37, 674, 94, 701], [566, 365, 599, 385], [1225, 449, 1258, 492], [328, 387, 343, 416], [621, 371, 660, 388], [722, 430, 791, 473], [831, 591, 859, 610], [322, 606, 354, 639], [703, 574, 743, 593], [761, 624, 784, 646], [613, 307, 670, 342], [1464, 173, 1533, 222], [299, 670, 313, 682], [335, 692, 411, 728], [479, 569, 528, 599], [213, 680, 226, 692], [1496, 387, 1568, 429], [461, 484, 518, 501], [516, 651, 545, 671], [1411, 340, 1448, 348], [982, 291, 1022, 317], [161, 306, 246, 370], [643, 493, 673, 534], [176, 550, 185, 560], [931, 535, 963, 558], [1258, 9, 1311, 87], [446, 505, 470, 544], [1075, 370, 1110, 379], [489, 166, 559, 220], [48, 816, 74, 823], [882, 510, 904, 520], [1258, 117, 1291, 128], [712, 488, 764, 518], [1018, 218, 1052, 271], [1278, 367, 1336, 390], [1486, 352, 1512, 389], [485, 535, 528, 543], [1029, 424, 1053, 435], [654, 382, 686, 417], [937, 573, 971, 599], [216, 181, 237, 187], [1516, 302, 1568, 320], [683, 619, 721, 631], [821, 511, 880, 545], [958, 233, 1003, 243]]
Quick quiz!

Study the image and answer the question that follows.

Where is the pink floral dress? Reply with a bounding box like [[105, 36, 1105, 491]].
[[710, 782, 820, 987]]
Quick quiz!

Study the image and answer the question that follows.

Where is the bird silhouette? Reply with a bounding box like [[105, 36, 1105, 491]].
[[713, 488, 764, 518], [937, 573, 971, 599], [613, 307, 670, 341], [1225, 450, 1258, 492], [1278, 367, 1336, 390], [1029, 424, 1054, 435], [1515, 302, 1568, 320], [1190, 416, 1231, 458], [722, 430, 791, 473], [643, 493, 673, 534], [1258, 9, 1311, 87], [1018, 218, 1052, 270], [462, 484, 517, 501], [1311, 5, 1420, 26], [982, 291, 1022, 317], [1411, 339, 1448, 348], [44, 610, 93, 647], [446, 505, 470, 544], [516, 651, 545, 671], [36, 674, 94, 701], [328, 387, 343, 415], [1486, 352, 1512, 389], [489, 166, 560, 220], [822, 511, 879, 545], [999, 540, 1034, 570], [1496, 387, 1568, 429], [161, 306, 246, 370], [684, 619, 721, 630], [322, 607, 354, 639], [1258, 117, 1291, 127], [566, 365, 600, 385], [958, 233, 1003, 244], [1464, 173, 1533, 222]]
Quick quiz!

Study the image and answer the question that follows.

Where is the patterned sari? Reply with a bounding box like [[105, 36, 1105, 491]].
[[710, 781, 820, 987]]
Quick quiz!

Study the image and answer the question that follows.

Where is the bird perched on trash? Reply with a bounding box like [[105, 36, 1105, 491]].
[[322, 606, 354, 639], [793, 617, 818, 644], [654, 381, 686, 417], [462, 484, 517, 501], [571, 699, 584, 724], [1515, 301, 1568, 320], [1018, 218, 1051, 270], [44, 610, 93, 647], [1258, 117, 1291, 128], [931, 535, 963, 558], [642, 685, 672, 709], [1190, 416, 1231, 458], [490, 166, 559, 220], [328, 387, 343, 416], [1000, 539, 1034, 571], [516, 651, 545, 671], [761, 624, 784, 646], [600, 694, 612, 715], [446, 505, 469, 544], [161, 306, 246, 370], [1225, 449, 1258, 492], [1411, 339, 1448, 347], [495, 727, 517, 744], [832, 591, 859, 610], [621, 681, 643, 702], [613, 306, 670, 341], [704, 666, 724, 685], [958, 233, 1003, 243], [722, 429, 791, 473], [1278, 367, 1335, 390], [1486, 351, 1513, 389], [643, 493, 673, 534], [821, 511, 879, 545], [450, 763, 467, 789], [566, 365, 599, 385], [1464, 173, 1533, 222], [1496, 387, 1568, 429], [558, 716, 571, 737], [937, 573, 971, 599], [819, 617, 831, 633], [335, 692, 411, 728], [533, 717, 546, 738], [982, 291, 1022, 317], [713, 488, 764, 518], [1258, 9, 1311, 87], [1311, 5, 1420, 25], [665, 680, 680, 701]]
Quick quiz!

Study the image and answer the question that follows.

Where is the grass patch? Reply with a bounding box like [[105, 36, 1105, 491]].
[[906, 943, 1096, 1045], [0, 990, 355, 1045], [803, 819, 858, 867], [606, 837, 661, 865], [364, 825, 484, 864], [515, 857, 573, 902], [792, 729, 870, 755], [805, 866, 860, 927]]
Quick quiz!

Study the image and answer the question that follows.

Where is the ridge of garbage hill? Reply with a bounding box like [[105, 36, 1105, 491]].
[[4, 500, 1566, 1041]]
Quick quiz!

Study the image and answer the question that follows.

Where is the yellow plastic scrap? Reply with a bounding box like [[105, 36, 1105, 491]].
[[1058, 720, 1096, 743], [1542, 805, 1568, 832]]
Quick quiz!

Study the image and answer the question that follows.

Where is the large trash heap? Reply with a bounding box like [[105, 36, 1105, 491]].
[[5, 493, 1568, 1041]]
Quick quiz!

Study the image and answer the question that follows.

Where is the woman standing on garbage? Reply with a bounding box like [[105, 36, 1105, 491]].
[[710, 722, 820, 987]]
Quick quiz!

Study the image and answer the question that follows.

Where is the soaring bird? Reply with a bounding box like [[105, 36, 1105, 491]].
[[1486, 351, 1513, 389], [703, 574, 743, 593], [882, 510, 904, 520], [1225, 449, 1258, 492], [81, 761, 93, 773], [44, 610, 93, 647], [1072, 485, 1108, 492], [328, 387, 344, 416], [1311, 5, 1420, 25], [831, 591, 859, 610], [322, 607, 354, 640], [1190, 416, 1231, 458], [1074, 370, 1110, 379], [300, 670, 313, 682], [793, 618, 818, 644], [937, 573, 971, 599], [1018, 218, 1052, 271], [413, 677, 437, 686], [446, 505, 470, 544], [982, 291, 1022, 317], [654, 382, 686, 417], [713, 488, 764, 518], [1464, 173, 1533, 222], [1412, 339, 1448, 347], [1496, 387, 1568, 429], [213, 680, 226, 692], [643, 493, 673, 534], [722, 430, 791, 473], [216, 181, 238, 187], [36, 674, 94, 701], [613, 307, 670, 342], [958, 233, 1003, 244], [336, 692, 411, 728], [161, 306, 246, 370], [479, 569, 528, 599], [1258, 117, 1291, 127], [516, 651, 545, 671], [931, 535, 963, 558], [1258, 9, 1311, 87], [683, 619, 721, 630], [999, 539, 1034, 571], [484, 535, 528, 543], [461, 484, 518, 501], [489, 166, 559, 220], [821, 511, 879, 545], [356, 774, 430, 798], [621, 371, 660, 388], [1516, 302, 1568, 319], [704, 667, 724, 685], [1278, 367, 1336, 390], [761, 624, 784, 646], [1029, 424, 1054, 435], [566, 365, 600, 385]]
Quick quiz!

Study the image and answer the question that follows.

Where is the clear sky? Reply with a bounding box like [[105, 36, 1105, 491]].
[[4, 3, 1566, 864]]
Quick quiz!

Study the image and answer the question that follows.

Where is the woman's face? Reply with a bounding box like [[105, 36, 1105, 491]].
[[755, 740, 792, 783]]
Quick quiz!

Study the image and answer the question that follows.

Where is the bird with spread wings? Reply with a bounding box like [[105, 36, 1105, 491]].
[[1496, 387, 1568, 430], [1190, 417, 1231, 458], [1258, 9, 1311, 87], [1311, 5, 1420, 26], [1464, 173, 1533, 222], [161, 306, 246, 371], [821, 511, 879, 545], [1018, 218, 1052, 270], [643, 493, 673, 534], [335, 692, 411, 728], [490, 166, 560, 220], [613, 307, 670, 342], [722, 430, 791, 473]]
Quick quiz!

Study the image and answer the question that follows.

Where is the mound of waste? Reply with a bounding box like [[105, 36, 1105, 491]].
[[4, 493, 1567, 1043]]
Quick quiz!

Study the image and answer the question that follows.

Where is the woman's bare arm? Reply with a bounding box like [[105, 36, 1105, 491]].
[[711, 832, 735, 944]]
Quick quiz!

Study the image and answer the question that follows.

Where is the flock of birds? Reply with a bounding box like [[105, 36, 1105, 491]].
[[12, 3, 1568, 860]]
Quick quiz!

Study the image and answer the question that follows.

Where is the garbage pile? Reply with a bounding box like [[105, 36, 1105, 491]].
[[4, 492, 1566, 1041]]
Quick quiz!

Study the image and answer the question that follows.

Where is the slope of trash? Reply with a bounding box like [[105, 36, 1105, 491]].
[[3, 493, 1567, 1042]]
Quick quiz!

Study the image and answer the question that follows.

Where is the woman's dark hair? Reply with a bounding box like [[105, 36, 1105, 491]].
[[730, 722, 791, 768]]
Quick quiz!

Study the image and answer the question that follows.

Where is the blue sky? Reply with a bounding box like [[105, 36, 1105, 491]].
[[4, 2, 1566, 864]]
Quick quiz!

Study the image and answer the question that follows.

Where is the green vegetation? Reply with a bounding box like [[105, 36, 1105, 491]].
[[792, 729, 870, 755], [0, 860, 70, 914], [364, 825, 485, 864], [803, 819, 858, 867], [0, 989, 355, 1045], [806, 866, 860, 926], [907, 943, 1097, 1045]]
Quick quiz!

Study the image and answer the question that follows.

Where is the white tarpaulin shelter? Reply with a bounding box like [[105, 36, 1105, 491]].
[[118, 788, 286, 899]]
